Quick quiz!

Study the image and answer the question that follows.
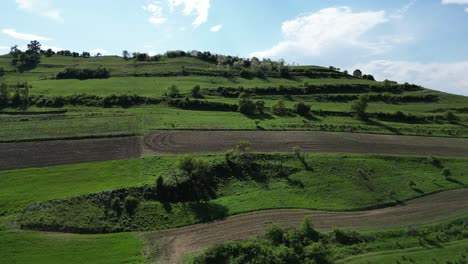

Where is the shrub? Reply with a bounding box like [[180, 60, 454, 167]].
[[293, 102, 310, 116], [255, 100, 265, 113], [124, 196, 139, 215], [240, 69, 252, 79], [167, 85, 181, 98], [236, 140, 251, 152], [351, 95, 369, 120], [177, 155, 212, 183], [272, 100, 287, 115], [445, 111, 458, 122], [56, 67, 110, 80], [332, 229, 367, 245], [0, 67, 5, 77], [442, 168, 451, 178], [110, 197, 121, 213], [265, 224, 284, 245], [191, 85, 202, 98], [238, 98, 256, 115]]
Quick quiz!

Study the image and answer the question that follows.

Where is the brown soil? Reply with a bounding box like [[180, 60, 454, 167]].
[[144, 130, 468, 157], [142, 189, 468, 264], [0, 137, 141, 170]]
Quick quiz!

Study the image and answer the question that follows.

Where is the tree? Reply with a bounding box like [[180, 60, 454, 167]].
[[44, 49, 55, 57], [0, 67, 5, 77], [353, 69, 362, 78], [167, 85, 181, 98], [191, 85, 201, 98], [0, 82, 8, 108], [272, 100, 287, 115], [351, 95, 369, 120], [177, 155, 212, 182], [238, 97, 256, 115], [265, 224, 284, 245], [255, 100, 265, 114], [122, 50, 130, 60], [27, 40, 41, 54], [293, 102, 310, 116]]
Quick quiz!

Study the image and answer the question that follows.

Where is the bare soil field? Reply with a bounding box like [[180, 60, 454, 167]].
[[2, 130, 468, 170], [0, 137, 141, 170], [144, 130, 468, 157], [142, 189, 468, 264]]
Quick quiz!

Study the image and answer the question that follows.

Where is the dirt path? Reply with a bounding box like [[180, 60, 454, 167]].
[[0, 137, 141, 171], [143, 131, 468, 157], [142, 189, 468, 264], [1, 130, 467, 170]]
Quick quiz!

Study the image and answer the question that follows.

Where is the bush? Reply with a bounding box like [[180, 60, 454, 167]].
[[238, 98, 256, 115], [442, 168, 451, 178], [240, 69, 252, 79], [191, 85, 202, 98], [110, 197, 121, 213], [123, 196, 139, 214], [293, 102, 310, 116], [177, 155, 212, 183], [56, 67, 110, 80], [0, 67, 5, 77], [167, 85, 181, 98], [272, 100, 288, 115], [351, 95, 369, 120], [236, 140, 251, 152], [265, 224, 284, 245]]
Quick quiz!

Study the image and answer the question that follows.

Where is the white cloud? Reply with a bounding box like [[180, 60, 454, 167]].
[[168, 0, 210, 27], [143, 2, 168, 25], [16, 0, 63, 22], [90, 48, 108, 55], [391, 0, 417, 19], [465, 7, 468, 11], [0, 46, 9, 50], [353, 60, 468, 95], [210, 24, 222, 32], [250, 7, 392, 59], [41, 45, 63, 51], [441, 0, 468, 4], [2, 28, 51, 41]]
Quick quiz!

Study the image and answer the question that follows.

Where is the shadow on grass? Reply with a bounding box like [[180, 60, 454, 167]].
[[245, 112, 275, 120], [446, 177, 466, 186], [189, 202, 229, 222], [365, 119, 402, 135]]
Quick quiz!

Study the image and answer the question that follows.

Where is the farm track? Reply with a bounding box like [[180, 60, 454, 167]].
[[143, 189, 468, 264], [1, 130, 468, 170]]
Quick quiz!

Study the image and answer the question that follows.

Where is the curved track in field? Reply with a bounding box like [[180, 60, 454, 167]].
[[143, 189, 468, 264], [143, 130, 468, 157]]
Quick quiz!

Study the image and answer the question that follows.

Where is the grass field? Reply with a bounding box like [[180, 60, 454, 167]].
[[1, 54, 468, 141], [4, 153, 466, 233], [0, 230, 144, 264]]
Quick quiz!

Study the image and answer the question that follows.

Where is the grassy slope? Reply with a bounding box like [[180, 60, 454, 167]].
[[343, 239, 468, 264], [3, 154, 467, 232], [0, 156, 175, 215], [0, 230, 144, 264], [1, 55, 467, 141]]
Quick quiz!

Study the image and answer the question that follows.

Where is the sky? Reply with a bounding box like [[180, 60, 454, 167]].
[[1, 0, 468, 95]]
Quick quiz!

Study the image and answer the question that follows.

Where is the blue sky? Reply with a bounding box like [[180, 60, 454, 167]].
[[1, 0, 468, 95]]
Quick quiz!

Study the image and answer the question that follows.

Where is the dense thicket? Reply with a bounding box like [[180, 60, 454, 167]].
[[56, 67, 110, 80]]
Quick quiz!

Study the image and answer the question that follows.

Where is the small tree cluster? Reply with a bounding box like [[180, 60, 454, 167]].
[[272, 100, 288, 115], [293, 102, 311, 116], [177, 155, 212, 183], [351, 95, 369, 120]]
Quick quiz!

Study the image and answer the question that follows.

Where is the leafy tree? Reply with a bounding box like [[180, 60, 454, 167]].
[[11, 41, 41, 72], [255, 100, 265, 113], [191, 85, 201, 98], [240, 69, 252, 79], [343, 70, 349, 75], [293, 102, 310, 116], [0, 67, 5, 77], [299, 217, 320, 242], [272, 100, 287, 115], [353, 69, 362, 78], [27, 40, 41, 54], [265, 224, 285, 245], [351, 95, 369, 120], [44, 49, 55, 57], [123, 196, 139, 215], [81, 52, 91, 58], [167, 85, 181, 98], [0, 82, 8, 108], [177, 155, 212, 182], [238, 98, 256, 115], [445, 111, 458, 123], [122, 50, 130, 60]]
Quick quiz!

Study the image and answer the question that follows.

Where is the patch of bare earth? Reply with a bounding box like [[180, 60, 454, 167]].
[[143, 131, 468, 157], [142, 189, 468, 264], [0, 137, 141, 170]]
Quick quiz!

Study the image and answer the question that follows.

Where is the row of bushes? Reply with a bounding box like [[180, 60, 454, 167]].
[[56, 67, 110, 80], [316, 93, 438, 103], [30, 94, 160, 108], [207, 83, 423, 98]]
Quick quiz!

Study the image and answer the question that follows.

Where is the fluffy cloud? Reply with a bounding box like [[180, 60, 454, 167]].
[[16, 0, 63, 22], [353, 60, 468, 95], [441, 0, 468, 4], [168, 0, 210, 27], [210, 24, 222, 32], [143, 2, 167, 25], [2, 28, 51, 41], [250, 7, 393, 59]]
